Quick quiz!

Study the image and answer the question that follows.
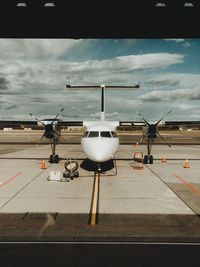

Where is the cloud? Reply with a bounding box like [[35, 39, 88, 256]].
[[144, 73, 200, 89], [0, 53, 184, 98], [66, 53, 184, 74], [0, 38, 198, 120], [183, 41, 191, 48], [164, 39, 185, 43], [145, 79, 180, 87], [164, 39, 192, 48], [139, 86, 200, 102], [5, 104, 18, 110], [0, 39, 82, 60], [0, 76, 9, 90]]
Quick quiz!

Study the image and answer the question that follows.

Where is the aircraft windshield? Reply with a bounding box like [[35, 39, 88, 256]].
[[88, 131, 99, 137], [100, 131, 112, 138]]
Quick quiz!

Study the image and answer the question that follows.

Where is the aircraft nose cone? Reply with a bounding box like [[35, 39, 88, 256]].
[[92, 151, 112, 162]]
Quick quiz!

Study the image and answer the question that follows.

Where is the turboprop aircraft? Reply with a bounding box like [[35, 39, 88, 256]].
[[66, 84, 139, 172], [0, 84, 199, 171]]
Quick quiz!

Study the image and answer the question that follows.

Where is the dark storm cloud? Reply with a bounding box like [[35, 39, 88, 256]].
[[0, 77, 9, 90]]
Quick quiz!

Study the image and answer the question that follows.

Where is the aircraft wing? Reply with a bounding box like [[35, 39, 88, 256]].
[[119, 121, 146, 126], [0, 120, 83, 128], [119, 120, 200, 128], [0, 120, 38, 128], [162, 121, 200, 127], [57, 121, 83, 127]]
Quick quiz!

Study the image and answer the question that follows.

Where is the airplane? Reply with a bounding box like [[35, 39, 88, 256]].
[[0, 84, 199, 172], [65, 84, 140, 172]]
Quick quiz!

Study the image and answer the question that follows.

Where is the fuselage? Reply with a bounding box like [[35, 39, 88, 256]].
[[81, 121, 119, 162]]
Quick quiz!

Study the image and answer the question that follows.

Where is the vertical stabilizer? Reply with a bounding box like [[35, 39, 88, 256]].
[[100, 84, 105, 121]]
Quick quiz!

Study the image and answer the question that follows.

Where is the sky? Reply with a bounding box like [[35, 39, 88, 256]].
[[0, 38, 200, 122]]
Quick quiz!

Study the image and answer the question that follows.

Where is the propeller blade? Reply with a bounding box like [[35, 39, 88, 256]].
[[156, 131, 172, 147], [53, 130, 61, 137], [53, 130, 67, 142], [136, 110, 150, 126], [28, 112, 46, 126], [35, 132, 46, 147], [51, 108, 64, 125], [135, 134, 147, 146], [155, 110, 172, 126]]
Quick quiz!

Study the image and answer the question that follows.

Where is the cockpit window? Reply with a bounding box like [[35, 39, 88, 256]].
[[111, 131, 118, 138], [88, 131, 99, 137], [100, 131, 111, 138], [82, 131, 89, 138]]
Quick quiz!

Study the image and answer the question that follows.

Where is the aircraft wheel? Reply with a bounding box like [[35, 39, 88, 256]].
[[143, 155, 148, 164], [54, 155, 59, 164], [149, 155, 153, 164], [49, 154, 54, 163]]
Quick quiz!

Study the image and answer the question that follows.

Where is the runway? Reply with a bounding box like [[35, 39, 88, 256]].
[[0, 140, 200, 242], [0, 129, 200, 144]]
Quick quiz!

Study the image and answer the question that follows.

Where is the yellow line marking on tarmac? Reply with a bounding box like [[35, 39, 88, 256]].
[[90, 172, 100, 226]]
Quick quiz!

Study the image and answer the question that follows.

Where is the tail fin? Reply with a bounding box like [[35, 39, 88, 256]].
[[66, 84, 140, 122], [100, 84, 105, 121]]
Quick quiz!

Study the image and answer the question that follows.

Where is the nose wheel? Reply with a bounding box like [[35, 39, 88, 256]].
[[49, 154, 60, 164], [143, 155, 153, 164]]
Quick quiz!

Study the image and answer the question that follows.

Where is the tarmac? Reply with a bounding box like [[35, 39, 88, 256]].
[[0, 137, 200, 242]]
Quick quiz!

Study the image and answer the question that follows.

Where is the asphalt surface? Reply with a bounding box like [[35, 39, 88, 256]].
[[0, 130, 200, 144], [1, 242, 200, 267], [0, 132, 200, 265]]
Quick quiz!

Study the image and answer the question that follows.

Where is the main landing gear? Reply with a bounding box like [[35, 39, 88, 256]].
[[49, 154, 59, 164], [49, 139, 60, 163], [143, 154, 153, 164]]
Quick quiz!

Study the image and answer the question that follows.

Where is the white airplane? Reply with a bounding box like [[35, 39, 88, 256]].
[[66, 84, 139, 172], [0, 84, 199, 172]]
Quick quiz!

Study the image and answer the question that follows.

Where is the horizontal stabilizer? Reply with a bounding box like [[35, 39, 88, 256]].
[[66, 84, 140, 90]]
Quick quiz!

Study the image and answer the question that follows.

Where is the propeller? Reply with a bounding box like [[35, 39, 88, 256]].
[[28, 108, 64, 146], [135, 110, 172, 147], [156, 130, 172, 147]]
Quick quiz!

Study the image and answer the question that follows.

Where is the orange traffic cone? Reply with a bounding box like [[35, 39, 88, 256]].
[[41, 160, 46, 169], [183, 159, 190, 168], [161, 155, 167, 163]]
